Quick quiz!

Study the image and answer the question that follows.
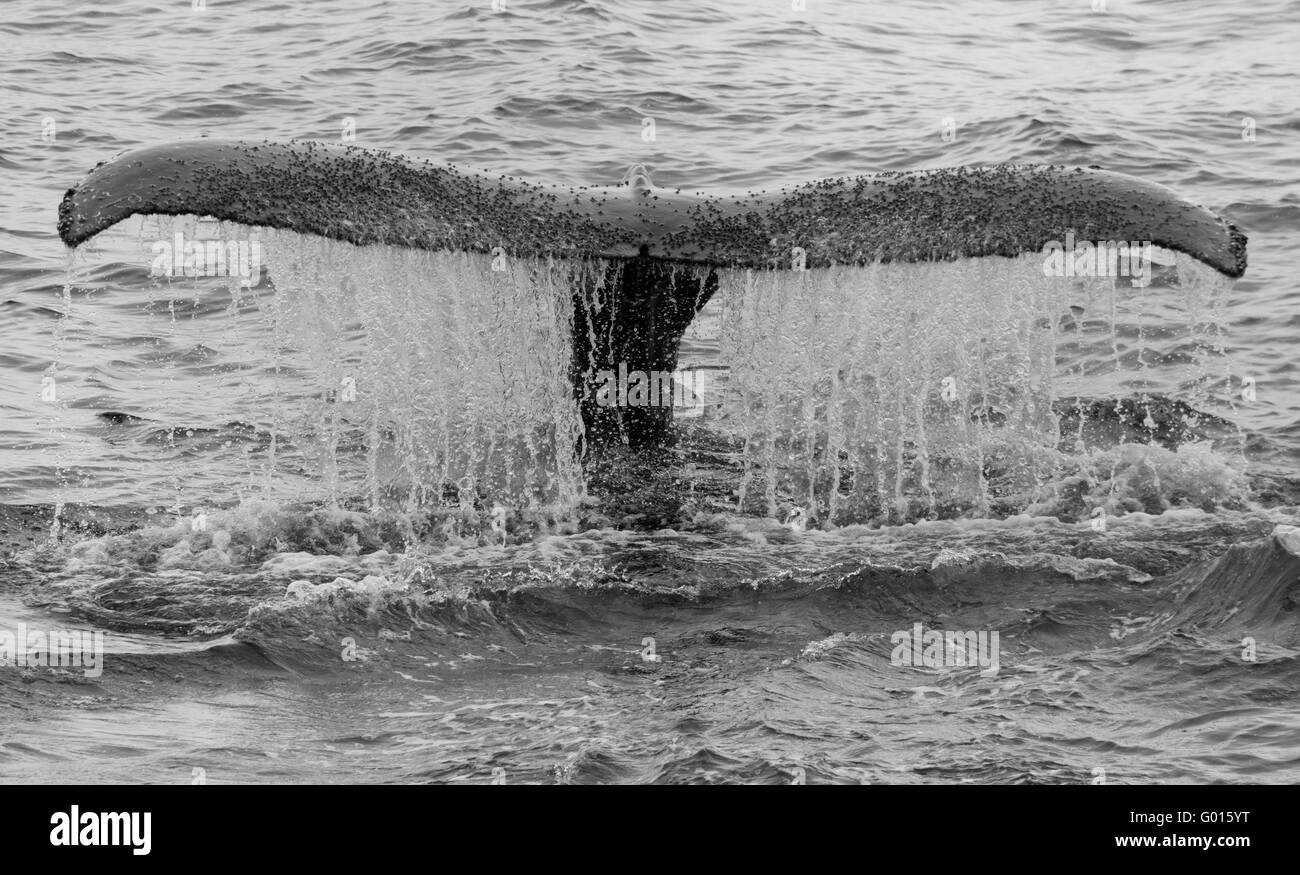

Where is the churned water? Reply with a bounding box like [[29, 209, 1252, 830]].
[[2, 0, 1299, 784]]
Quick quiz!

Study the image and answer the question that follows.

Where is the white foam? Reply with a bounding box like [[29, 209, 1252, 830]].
[[1272, 525, 1300, 557]]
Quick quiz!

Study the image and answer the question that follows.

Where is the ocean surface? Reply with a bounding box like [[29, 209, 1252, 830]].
[[2, 0, 1300, 784]]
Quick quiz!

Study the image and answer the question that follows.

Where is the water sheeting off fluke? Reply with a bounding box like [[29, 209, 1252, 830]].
[[252, 228, 589, 512], [713, 251, 1242, 525], [263, 231, 590, 512]]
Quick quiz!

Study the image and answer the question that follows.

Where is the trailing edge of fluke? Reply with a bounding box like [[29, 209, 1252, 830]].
[[57, 139, 1247, 278]]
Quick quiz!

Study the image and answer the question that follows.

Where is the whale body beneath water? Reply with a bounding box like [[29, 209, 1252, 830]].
[[57, 139, 1248, 446]]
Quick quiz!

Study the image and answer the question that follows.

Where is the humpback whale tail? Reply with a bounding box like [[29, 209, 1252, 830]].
[[57, 139, 1247, 449]]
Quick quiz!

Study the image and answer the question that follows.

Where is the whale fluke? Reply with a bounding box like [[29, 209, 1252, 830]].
[[59, 139, 1245, 276], [57, 139, 1248, 447]]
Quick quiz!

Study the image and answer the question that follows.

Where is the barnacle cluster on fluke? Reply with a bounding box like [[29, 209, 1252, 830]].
[[57, 138, 1246, 276], [56, 139, 1248, 448]]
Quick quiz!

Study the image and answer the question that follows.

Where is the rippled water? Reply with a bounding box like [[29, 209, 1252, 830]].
[[2, 0, 1299, 784]]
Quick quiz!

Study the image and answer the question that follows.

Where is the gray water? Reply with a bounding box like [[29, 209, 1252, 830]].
[[2, 0, 1299, 784]]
